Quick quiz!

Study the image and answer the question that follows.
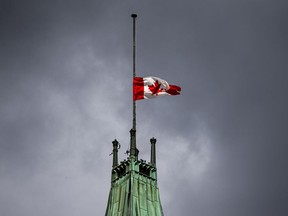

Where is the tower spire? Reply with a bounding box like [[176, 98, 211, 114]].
[[112, 139, 119, 167], [130, 14, 138, 159], [150, 137, 157, 167]]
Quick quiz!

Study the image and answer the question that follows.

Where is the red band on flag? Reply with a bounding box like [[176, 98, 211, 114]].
[[165, 84, 181, 95], [133, 77, 144, 100]]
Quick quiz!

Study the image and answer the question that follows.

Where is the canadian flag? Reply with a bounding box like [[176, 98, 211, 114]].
[[133, 77, 181, 100]]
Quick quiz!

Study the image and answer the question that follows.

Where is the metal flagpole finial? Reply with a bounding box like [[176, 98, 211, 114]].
[[131, 14, 137, 18]]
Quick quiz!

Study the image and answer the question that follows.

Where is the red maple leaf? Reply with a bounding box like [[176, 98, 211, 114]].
[[148, 80, 162, 95]]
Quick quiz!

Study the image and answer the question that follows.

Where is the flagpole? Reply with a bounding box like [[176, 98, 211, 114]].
[[132, 14, 136, 131], [130, 14, 138, 159]]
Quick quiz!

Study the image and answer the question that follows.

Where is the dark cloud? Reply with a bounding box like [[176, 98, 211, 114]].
[[1, 0, 288, 215]]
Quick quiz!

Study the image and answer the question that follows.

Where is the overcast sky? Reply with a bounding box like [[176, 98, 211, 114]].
[[1, 0, 288, 216]]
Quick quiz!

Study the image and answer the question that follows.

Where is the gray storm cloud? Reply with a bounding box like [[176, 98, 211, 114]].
[[1, 0, 288, 216]]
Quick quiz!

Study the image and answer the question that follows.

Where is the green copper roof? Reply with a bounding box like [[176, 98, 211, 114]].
[[105, 157, 164, 216]]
